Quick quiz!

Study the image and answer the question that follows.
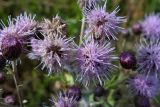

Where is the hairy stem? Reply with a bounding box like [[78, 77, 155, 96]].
[[11, 61, 23, 107], [79, 16, 85, 45]]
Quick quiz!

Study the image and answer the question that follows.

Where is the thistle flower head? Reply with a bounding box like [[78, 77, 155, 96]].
[[128, 75, 159, 98], [142, 14, 160, 40], [51, 92, 77, 107], [29, 34, 75, 74], [85, 2, 126, 40], [0, 13, 36, 44], [76, 40, 117, 86], [39, 15, 67, 36], [15, 12, 37, 34], [137, 40, 160, 76]]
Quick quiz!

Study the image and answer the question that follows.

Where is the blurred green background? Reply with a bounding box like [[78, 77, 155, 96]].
[[0, 0, 160, 107]]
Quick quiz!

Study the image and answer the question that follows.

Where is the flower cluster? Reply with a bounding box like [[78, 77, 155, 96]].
[[3, 0, 160, 107], [26, 1, 124, 87], [127, 14, 160, 99]]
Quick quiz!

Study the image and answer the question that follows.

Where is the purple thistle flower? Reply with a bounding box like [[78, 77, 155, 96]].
[[142, 14, 160, 40], [128, 74, 159, 98], [15, 12, 37, 35], [76, 40, 117, 86], [28, 34, 75, 74], [0, 13, 36, 45], [51, 92, 77, 107], [137, 40, 160, 76], [0, 17, 23, 60], [85, 2, 126, 40]]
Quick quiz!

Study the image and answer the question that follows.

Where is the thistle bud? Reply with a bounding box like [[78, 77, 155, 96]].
[[132, 23, 142, 35], [119, 52, 136, 69]]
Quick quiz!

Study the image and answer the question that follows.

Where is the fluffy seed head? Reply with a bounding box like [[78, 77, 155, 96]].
[[76, 40, 117, 86], [51, 92, 77, 107], [29, 34, 75, 74], [137, 40, 160, 76], [142, 14, 160, 40], [85, 3, 126, 40], [128, 75, 159, 98]]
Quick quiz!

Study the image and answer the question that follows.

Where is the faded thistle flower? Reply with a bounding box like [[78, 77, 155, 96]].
[[128, 74, 159, 98], [51, 92, 77, 107], [142, 14, 160, 40], [76, 40, 117, 86], [28, 34, 75, 74], [85, 2, 126, 40], [137, 40, 160, 76], [39, 15, 67, 36]]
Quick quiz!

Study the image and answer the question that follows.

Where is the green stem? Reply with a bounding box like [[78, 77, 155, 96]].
[[79, 16, 85, 45], [11, 61, 23, 107]]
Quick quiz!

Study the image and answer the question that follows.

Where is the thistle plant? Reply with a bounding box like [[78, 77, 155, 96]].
[[0, 0, 160, 107]]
